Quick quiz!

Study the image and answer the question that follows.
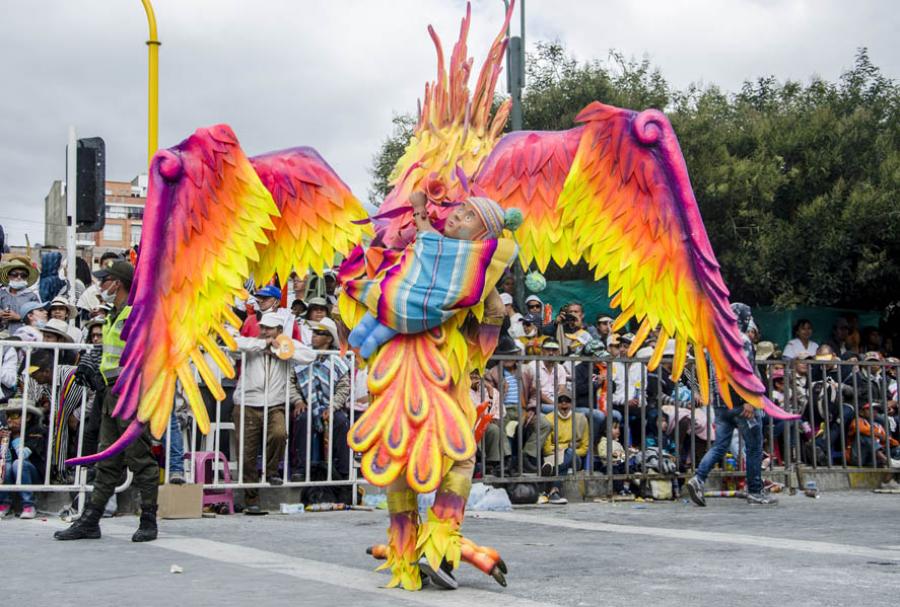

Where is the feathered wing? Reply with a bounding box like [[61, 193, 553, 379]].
[[249, 147, 372, 282], [114, 125, 278, 445], [475, 102, 787, 415], [68, 126, 372, 466]]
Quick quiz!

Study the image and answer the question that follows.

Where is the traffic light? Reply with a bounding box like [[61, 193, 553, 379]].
[[74, 137, 106, 232]]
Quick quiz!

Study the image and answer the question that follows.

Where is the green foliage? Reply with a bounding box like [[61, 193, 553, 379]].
[[369, 45, 899, 309], [368, 113, 416, 206]]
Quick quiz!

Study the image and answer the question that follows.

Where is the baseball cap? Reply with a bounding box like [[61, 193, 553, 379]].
[[542, 340, 560, 350], [93, 260, 134, 285], [596, 316, 613, 323], [520, 313, 540, 324], [557, 387, 573, 402], [500, 293, 514, 306], [18, 300, 49, 318], [253, 285, 282, 300], [525, 295, 542, 306]]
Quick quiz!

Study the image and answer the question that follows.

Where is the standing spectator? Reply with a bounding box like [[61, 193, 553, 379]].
[[687, 303, 776, 506], [861, 326, 883, 354], [77, 251, 120, 320], [516, 313, 546, 355], [0, 400, 47, 519], [783, 319, 818, 360], [233, 312, 313, 512], [503, 293, 524, 338], [291, 317, 352, 481], [240, 285, 302, 341], [306, 297, 329, 323], [824, 317, 850, 355], [0, 257, 40, 335], [524, 295, 544, 325], [526, 340, 568, 411]]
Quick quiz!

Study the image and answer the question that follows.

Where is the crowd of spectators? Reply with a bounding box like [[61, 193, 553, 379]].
[[0, 249, 898, 515]]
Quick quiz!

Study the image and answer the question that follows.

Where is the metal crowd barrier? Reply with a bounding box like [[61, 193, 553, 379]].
[[167, 348, 360, 500], [474, 352, 899, 496], [3, 336, 897, 505], [0, 340, 133, 512]]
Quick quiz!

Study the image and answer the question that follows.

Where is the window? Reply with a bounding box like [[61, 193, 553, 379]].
[[103, 224, 123, 241], [130, 224, 142, 245], [106, 205, 127, 219], [127, 207, 144, 219]]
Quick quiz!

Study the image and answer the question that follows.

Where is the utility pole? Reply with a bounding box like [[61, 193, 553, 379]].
[[141, 0, 160, 166], [65, 127, 77, 309], [504, 1, 527, 307]]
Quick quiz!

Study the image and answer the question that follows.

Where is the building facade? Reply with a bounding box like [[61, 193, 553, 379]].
[[93, 175, 147, 253]]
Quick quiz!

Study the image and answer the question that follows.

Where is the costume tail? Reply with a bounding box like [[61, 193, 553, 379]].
[[762, 397, 800, 421], [65, 419, 145, 466]]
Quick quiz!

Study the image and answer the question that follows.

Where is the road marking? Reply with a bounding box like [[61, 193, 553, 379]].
[[473, 511, 900, 561], [84, 521, 558, 607]]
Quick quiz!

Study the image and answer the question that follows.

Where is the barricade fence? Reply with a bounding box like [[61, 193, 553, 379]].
[[1, 338, 897, 505]]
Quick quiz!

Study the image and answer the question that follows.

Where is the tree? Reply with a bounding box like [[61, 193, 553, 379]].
[[368, 45, 900, 309], [368, 113, 416, 206]]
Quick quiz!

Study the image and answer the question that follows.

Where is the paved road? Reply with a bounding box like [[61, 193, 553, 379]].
[[5, 490, 900, 606]]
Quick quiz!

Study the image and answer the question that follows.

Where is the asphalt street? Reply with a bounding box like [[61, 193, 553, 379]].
[[4, 490, 899, 606]]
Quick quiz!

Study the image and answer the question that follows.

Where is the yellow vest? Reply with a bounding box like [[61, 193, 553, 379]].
[[100, 305, 131, 384]]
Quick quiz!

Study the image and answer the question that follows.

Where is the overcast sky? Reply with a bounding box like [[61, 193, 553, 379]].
[[1, 0, 896, 246]]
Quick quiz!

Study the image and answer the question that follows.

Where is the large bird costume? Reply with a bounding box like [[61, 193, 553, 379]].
[[68, 1, 794, 591]]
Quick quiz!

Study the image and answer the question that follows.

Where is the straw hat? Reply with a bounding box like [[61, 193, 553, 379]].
[[0, 256, 38, 287]]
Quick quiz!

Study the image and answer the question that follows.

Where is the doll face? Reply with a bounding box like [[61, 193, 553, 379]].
[[443, 202, 488, 240]]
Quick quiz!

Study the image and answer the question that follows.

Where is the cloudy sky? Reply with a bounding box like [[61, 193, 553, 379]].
[[1, 0, 896, 246]]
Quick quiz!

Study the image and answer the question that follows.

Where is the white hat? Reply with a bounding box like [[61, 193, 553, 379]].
[[525, 295, 542, 305], [500, 293, 514, 306], [259, 312, 285, 329], [311, 317, 340, 346], [40, 318, 74, 343], [48, 296, 77, 320]]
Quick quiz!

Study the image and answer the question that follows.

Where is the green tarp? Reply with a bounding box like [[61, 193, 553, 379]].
[[530, 280, 880, 347]]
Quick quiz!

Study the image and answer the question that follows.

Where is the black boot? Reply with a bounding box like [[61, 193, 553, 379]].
[[54, 504, 103, 540], [131, 504, 158, 542]]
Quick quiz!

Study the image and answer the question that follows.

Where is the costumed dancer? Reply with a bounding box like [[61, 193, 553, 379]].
[[341, 191, 518, 589], [54, 261, 162, 542]]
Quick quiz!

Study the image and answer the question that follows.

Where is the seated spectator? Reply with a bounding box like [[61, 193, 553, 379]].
[[15, 300, 49, 341], [0, 399, 47, 519], [572, 339, 621, 449], [0, 338, 18, 402], [27, 348, 85, 481], [232, 312, 313, 513], [783, 319, 818, 360], [469, 369, 508, 476], [597, 420, 635, 495], [47, 296, 82, 342], [846, 402, 898, 467], [0, 257, 40, 335], [524, 387, 588, 504], [39, 318, 78, 365], [484, 336, 536, 469], [291, 317, 352, 482]]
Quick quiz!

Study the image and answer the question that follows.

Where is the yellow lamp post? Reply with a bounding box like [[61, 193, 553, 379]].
[[141, 0, 160, 166]]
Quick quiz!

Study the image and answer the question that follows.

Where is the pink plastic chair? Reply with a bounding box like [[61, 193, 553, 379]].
[[184, 451, 235, 514]]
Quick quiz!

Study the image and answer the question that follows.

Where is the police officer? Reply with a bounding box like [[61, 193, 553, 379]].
[[54, 261, 161, 542]]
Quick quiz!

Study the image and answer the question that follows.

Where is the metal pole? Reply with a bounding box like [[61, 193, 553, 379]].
[[65, 126, 77, 311], [141, 0, 160, 166]]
